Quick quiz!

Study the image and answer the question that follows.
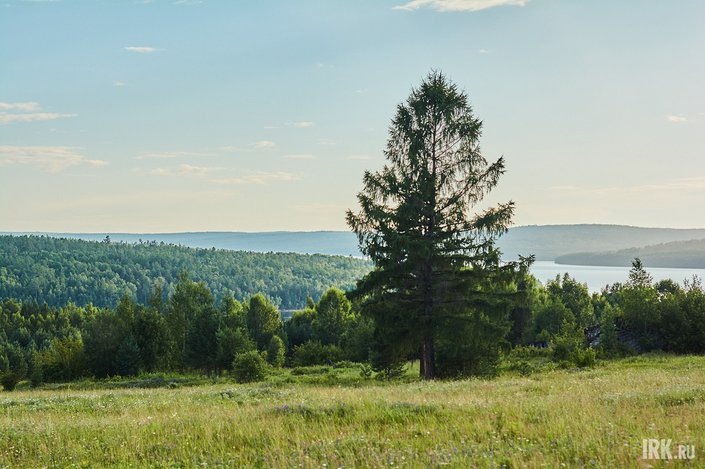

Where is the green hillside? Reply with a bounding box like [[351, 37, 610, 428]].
[[0, 235, 371, 309]]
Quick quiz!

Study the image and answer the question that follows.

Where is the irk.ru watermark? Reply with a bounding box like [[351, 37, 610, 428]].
[[642, 439, 695, 461]]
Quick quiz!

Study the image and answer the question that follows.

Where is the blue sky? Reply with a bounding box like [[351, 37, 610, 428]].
[[1, 0, 704, 232]]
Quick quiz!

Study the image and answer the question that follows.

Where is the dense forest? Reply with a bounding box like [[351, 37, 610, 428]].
[[0, 235, 371, 310], [1, 257, 704, 390]]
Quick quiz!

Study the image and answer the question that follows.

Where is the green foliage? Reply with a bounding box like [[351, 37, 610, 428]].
[[34, 335, 87, 382], [374, 360, 406, 381], [551, 328, 583, 362], [620, 284, 661, 350], [29, 366, 44, 388], [659, 278, 705, 354], [530, 299, 574, 341], [245, 294, 283, 352], [232, 351, 268, 383], [341, 314, 374, 363], [114, 334, 141, 377], [0, 235, 370, 310], [83, 312, 126, 378], [547, 274, 594, 328], [292, 341, 342, 367], [436, 305, 509, 378], [133, 308, 170, 372], [312, 288, 352, 346], [359, 363, 373, 379], [0, 373, 20, 391], [284, 308, 315, 350], [599, 303, 620, 357], [346, 72, 523, 379], [0, 343, 28, 391], [628, 258, 653, 288], [501, 345, 554, 376], [168, 273, 216, 369], [267, 336, 285, 368], [571, 348, 596, 368], [216, 327, 254, 371]]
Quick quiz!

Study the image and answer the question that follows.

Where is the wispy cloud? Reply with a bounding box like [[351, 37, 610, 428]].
[[137, 163, 218, 177], [394, 0, 529, 12], [177, 164, 211, 176], [0, 102, 40, 111], [287, 121, 314, 128], [113, 81, 128, 87], [210, 170, 300, 185], [0, 146, 107, 173], [317, 138, 337, 146], [666, 114, 687, 123], [347, 154, 371, 160], [549, 177, 705, 196], [479, 48, 490, 54], [283, 154, 315, 160], [218, 146, 242, 153], [0, 112, 76, 124], [0, 102, 75, 124], [124, 46, 157, 53], [134, 151, 209, 160], [252, 140, 275, 150]]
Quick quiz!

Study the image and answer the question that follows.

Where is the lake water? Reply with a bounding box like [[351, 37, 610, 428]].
[[530, 261, 705, 292]]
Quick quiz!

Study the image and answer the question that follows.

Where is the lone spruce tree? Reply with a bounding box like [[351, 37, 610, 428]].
[[347, 72, 520, 380]]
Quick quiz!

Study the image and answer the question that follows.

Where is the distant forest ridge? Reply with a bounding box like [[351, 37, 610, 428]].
[[556, 238, 705, 269], [4, 224, 705, 267], [496, 224, 705, 262], [0, 231, 363, 257], [0, 235, 371, 310]]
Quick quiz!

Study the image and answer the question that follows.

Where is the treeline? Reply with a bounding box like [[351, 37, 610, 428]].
[[0, 235, 371, 309], [511, 258, 705, 366], [0, 274, 374, 390], [2, 256, 703, 389]]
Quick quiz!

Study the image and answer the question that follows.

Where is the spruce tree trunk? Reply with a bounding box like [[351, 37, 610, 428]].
[[421, 259, 435, 379], [422, 333, 435, 379]]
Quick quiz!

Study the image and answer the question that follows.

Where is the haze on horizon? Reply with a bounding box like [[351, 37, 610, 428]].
[[1, 0, 703, 233]]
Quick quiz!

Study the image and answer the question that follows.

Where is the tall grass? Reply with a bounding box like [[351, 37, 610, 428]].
[[1, 355, 703, 467]]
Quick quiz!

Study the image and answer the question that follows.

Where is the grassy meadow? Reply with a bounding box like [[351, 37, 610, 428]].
[[1, 355, 703, 467]]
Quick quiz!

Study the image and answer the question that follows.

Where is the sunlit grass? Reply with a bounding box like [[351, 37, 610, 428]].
[[1, 355, 703, 467]]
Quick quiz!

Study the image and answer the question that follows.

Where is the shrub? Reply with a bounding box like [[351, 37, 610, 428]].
[[0, 373, 20, 391], [29, 366, 44, 388], [290, 365, 331, 376], [571, 348, 596, 368], [292, 341, 342, 367], [34, 335, 87, 382], [232, 351, 268, 383], [359, 363, 373, 379]]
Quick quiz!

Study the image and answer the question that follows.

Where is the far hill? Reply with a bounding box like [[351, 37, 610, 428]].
[[555, 238, 705, 268], [496, 225, 705, 261]]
